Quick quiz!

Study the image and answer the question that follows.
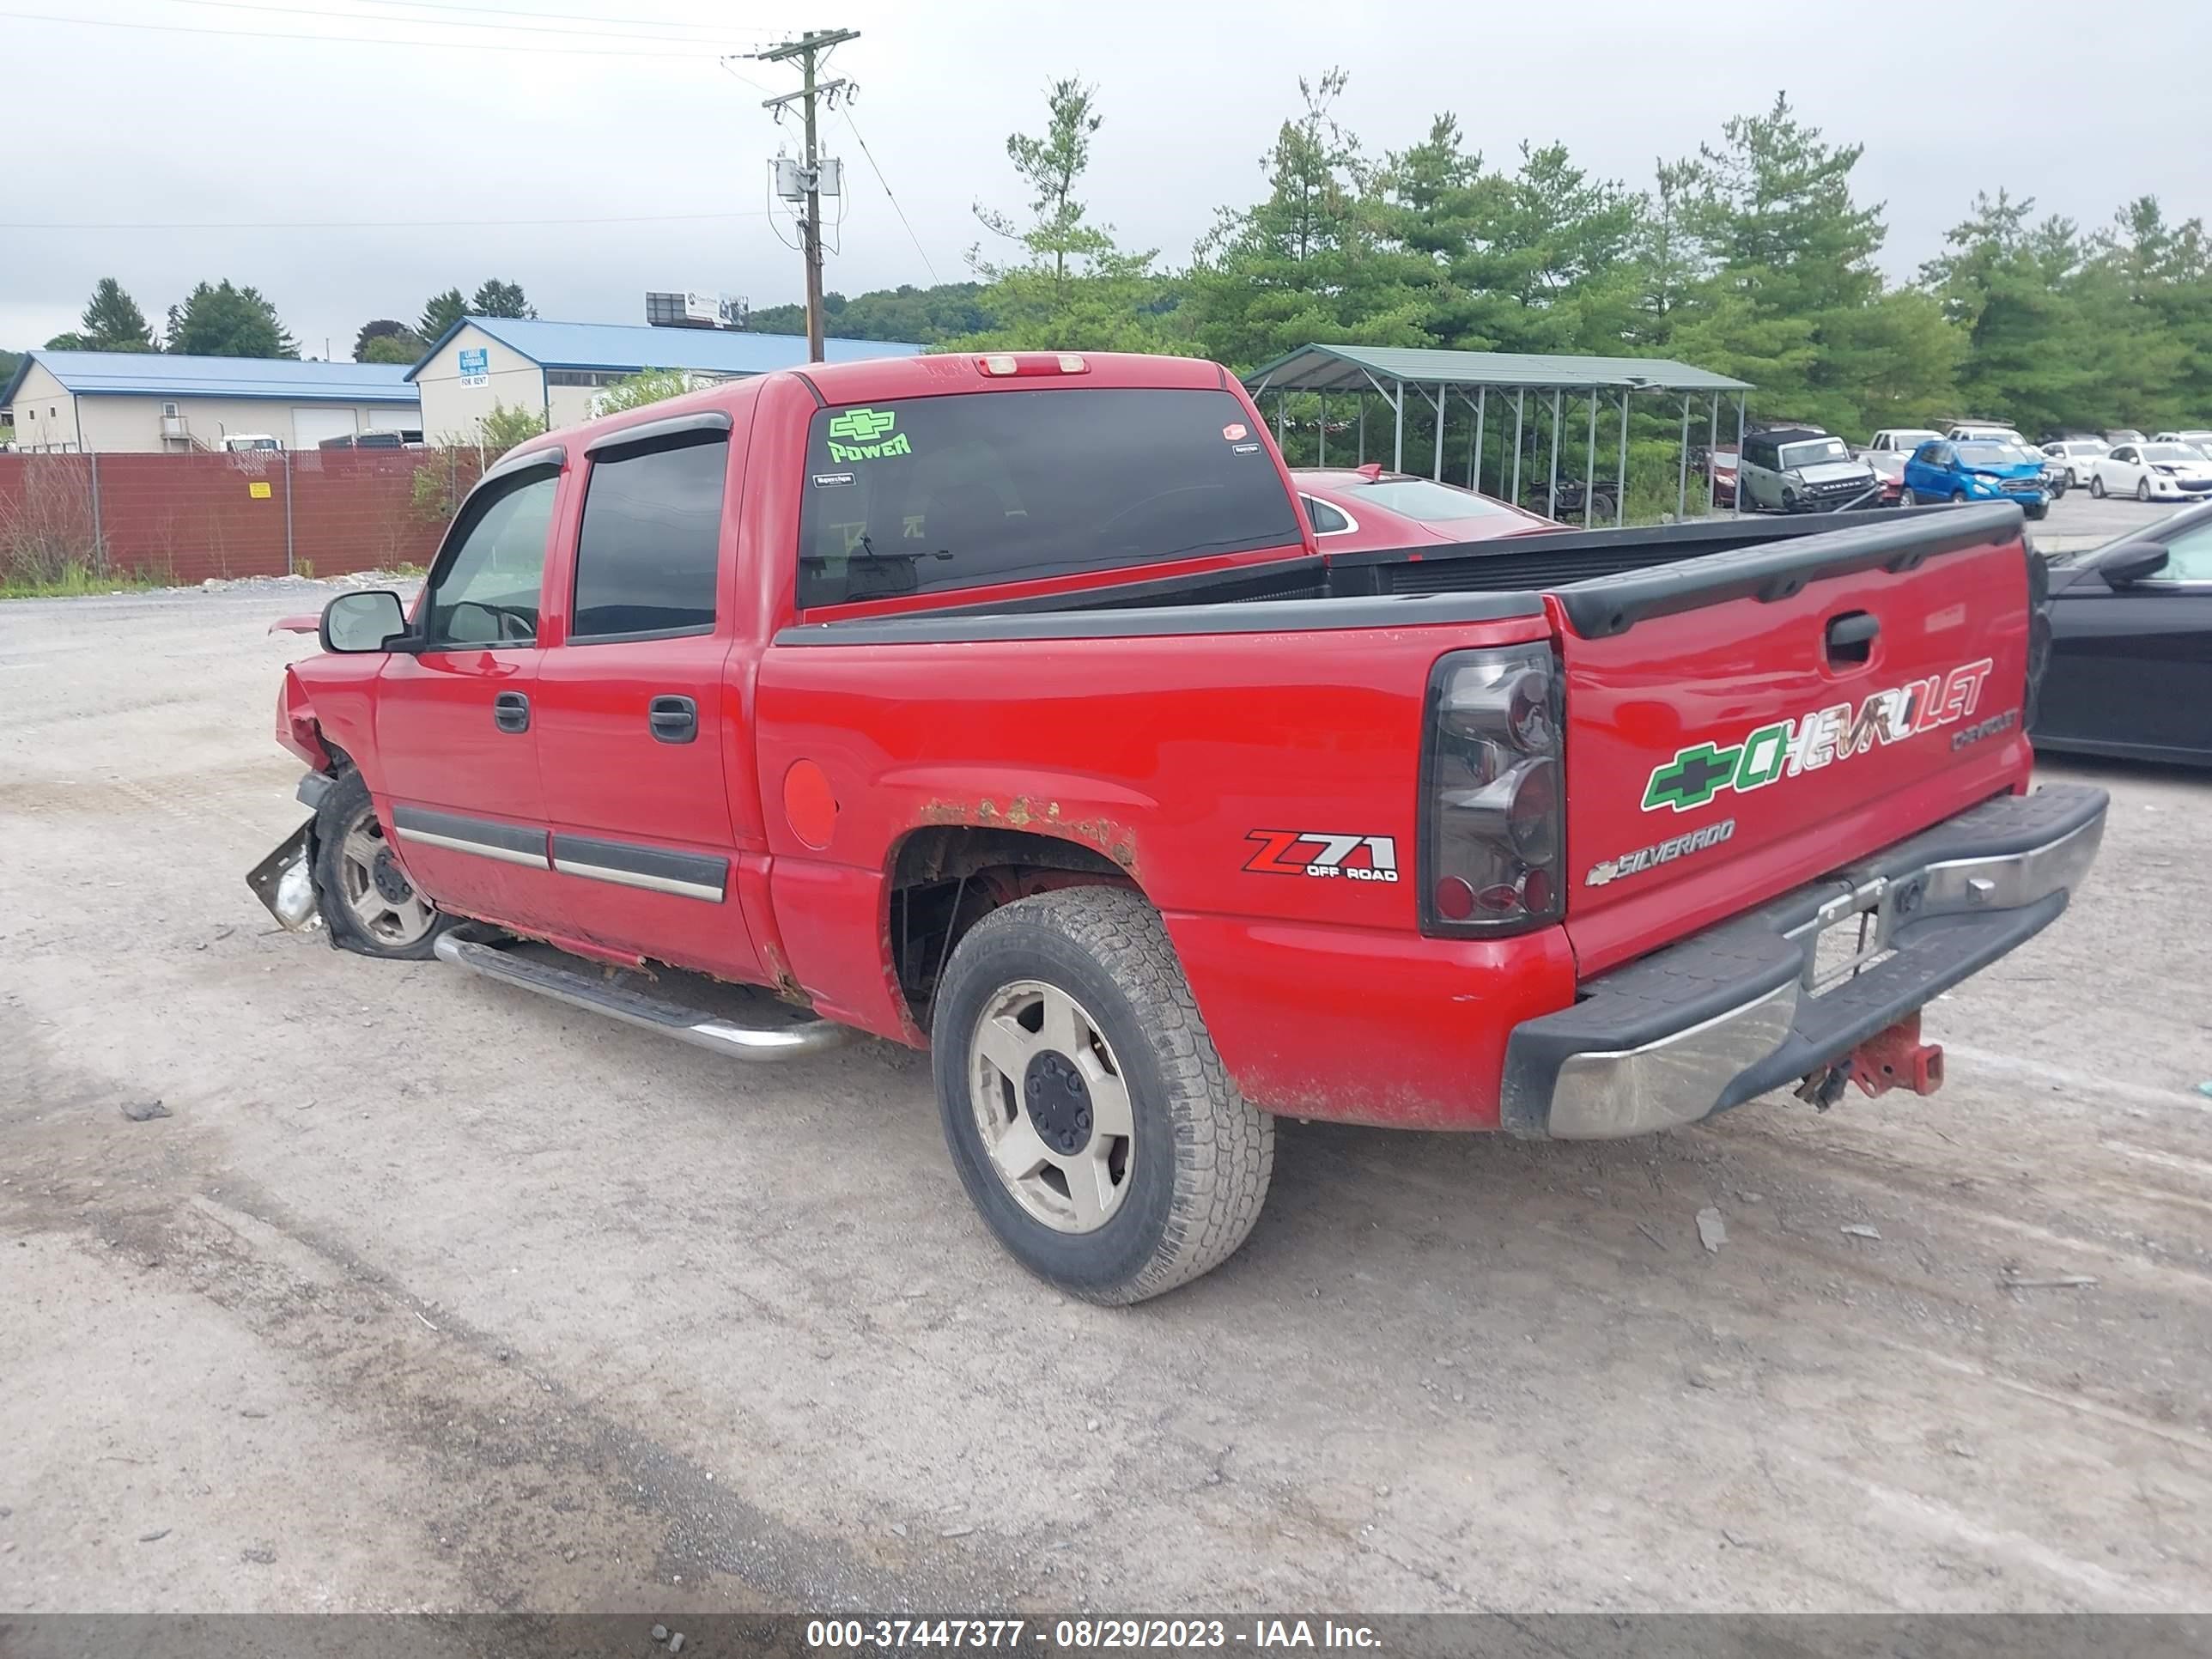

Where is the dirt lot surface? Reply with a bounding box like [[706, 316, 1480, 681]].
[[3, 581, 2209, 1618]]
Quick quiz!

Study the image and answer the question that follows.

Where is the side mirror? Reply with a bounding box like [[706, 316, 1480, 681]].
[[320, 589, 410, 653], [2100, 544, 2170, 588]]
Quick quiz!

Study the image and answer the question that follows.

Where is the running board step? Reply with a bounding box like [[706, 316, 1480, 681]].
[[433, 935, 857, 1061]]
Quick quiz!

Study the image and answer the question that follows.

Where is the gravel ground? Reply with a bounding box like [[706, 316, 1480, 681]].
[[2, 581, 2208, 1618]]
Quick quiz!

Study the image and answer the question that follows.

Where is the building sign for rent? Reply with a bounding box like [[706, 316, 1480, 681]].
[[248, 481, 272, 500], [458, 347, 489, 387]]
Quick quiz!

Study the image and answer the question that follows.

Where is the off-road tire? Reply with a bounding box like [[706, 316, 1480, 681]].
[[932, 887, 1274, 1304], [312, 768, 459, 961]]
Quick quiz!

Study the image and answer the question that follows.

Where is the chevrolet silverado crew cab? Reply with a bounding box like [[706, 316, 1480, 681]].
[[252, 350, 2106, 1304]]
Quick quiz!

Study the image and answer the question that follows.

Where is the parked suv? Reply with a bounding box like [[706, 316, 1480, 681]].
[[1737, 428, 1881, 514]]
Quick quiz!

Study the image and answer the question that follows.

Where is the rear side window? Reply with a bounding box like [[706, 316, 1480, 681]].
[[570, 434, 728, 641], [1302, 494, 1352, 534], [795, 387, 1302, 609]]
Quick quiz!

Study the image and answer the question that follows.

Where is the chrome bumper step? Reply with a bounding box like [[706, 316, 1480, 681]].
[[433, 934, 858, 1061]]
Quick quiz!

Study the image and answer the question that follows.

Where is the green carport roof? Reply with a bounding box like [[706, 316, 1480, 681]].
[[1243, 343, 1751, 395]]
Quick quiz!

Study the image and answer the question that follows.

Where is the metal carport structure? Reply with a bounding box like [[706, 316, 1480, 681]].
[[1242, 343, 1753, 526]]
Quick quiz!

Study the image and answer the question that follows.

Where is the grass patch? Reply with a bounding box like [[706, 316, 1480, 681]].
[[0, 561, 168, 600]]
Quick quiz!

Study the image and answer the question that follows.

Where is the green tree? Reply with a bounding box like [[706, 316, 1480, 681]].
[[165, 281, 297, 358], [469, 278, 534, 319], [50, 279, 158, 353], [960, 78, 1170, 351], [1184, 70, 1431, 371], [747, 282, 992, 343], [418, 288, 467, 340], [592, 368, 692, 414], [354, 318, 426, 363]]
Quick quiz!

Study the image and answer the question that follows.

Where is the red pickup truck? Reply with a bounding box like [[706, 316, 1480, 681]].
[[253, 349, 2106, 1304]]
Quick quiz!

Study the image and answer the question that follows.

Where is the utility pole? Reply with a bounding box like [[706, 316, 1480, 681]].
[[754, 28, 858, 363]]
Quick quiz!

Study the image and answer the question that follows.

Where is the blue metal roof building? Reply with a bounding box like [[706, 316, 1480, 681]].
[[3, 350, 422, 453], [406, 316, 927, 440], [409, 316, 923, 379]]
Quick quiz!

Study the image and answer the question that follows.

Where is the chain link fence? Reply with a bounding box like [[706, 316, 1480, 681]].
[[0, 448, 488, 588]]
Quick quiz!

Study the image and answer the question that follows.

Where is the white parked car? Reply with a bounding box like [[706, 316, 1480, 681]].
[[2152, 429, 2212, 459], [2090, 441, 2212, 502], [2041, 438, 2110, 486], [1948, 422, 2029, 447], [1864, 427, 1944, 456]]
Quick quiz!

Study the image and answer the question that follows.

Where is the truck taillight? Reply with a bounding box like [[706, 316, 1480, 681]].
[[1419, 644, 1564, 936]]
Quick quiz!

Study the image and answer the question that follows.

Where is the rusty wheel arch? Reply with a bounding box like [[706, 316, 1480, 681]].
[[885, 823, 1144, 1031]]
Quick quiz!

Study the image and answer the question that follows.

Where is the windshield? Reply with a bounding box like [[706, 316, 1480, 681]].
[[2143, 444, 2201, 463], [1881, 430, 1942, 450], [2066, 441, 2108, 455], [794, 387, 1302, 609], [1955, 443, 2029, 466], [1352, 477, 1521, 523], [1778, 437, 1851, 468]]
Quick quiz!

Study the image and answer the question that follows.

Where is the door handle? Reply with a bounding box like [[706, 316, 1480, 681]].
[[1825, 611, 1879, 665], [648, 695, 697, 744], [493, 690, 531, 733]]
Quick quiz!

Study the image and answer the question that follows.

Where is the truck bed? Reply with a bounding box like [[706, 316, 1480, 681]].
[[777, 504, 2027, 645]]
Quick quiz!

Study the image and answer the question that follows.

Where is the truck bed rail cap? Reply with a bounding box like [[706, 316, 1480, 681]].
[[1555, 501, 2025, 639], [774, 589, 1545, 647]]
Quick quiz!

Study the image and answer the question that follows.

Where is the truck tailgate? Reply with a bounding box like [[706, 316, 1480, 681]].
[[1553, 505, 2038, 977]]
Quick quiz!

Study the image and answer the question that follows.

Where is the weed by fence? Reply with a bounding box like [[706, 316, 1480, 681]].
[[0, 448, 484, 590]]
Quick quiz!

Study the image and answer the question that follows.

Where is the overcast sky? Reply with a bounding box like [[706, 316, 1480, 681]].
[[6, 0, 2203, 358]]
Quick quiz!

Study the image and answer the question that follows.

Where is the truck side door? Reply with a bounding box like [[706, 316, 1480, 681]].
[[372, 454, 567, 931], [530, 413, 763, 981]]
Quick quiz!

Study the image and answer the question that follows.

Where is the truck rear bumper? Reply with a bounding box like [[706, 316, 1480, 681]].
[[1500, 783, 2107, 1139]]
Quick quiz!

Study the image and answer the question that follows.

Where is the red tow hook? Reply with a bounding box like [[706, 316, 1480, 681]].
[[1848, 1012, 1945, 1098]]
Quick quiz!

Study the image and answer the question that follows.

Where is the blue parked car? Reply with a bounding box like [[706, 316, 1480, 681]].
[[1900, 439, 2050, 519]]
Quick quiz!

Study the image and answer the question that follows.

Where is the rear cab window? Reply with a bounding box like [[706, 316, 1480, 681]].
[[795, 387, 1302, 609]]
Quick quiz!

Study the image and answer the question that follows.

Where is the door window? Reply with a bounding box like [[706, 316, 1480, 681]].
[[570, 434, 728, 641], [424, 471, 557, 647], [2151, 524, 2212, 584]]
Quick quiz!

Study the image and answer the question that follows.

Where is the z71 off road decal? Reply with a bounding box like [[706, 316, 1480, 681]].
[[1243, 831, 1400, 883], [1642, 659, 2000, 814]]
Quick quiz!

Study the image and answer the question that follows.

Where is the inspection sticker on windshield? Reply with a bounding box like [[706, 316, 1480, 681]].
[[1641, 658, 1998, 814], [824, 407, 911, 462]]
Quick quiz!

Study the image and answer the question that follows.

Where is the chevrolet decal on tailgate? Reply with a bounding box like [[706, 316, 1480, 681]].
[[1642, 659, 1998, 814]]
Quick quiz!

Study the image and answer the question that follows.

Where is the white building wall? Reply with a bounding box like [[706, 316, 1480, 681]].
[[411, 325, 547, 441], [8, 362, 83, 452], [65, 395, 422, 453]]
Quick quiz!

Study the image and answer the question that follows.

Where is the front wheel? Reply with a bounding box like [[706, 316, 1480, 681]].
[[1953, 489, 1969, 505], [2136, 477, 2152, 502], [2090, 475, 2106, 498], [311, 768, 458, 959], [2027, 502, 2049, 520], [932, 887, 1274, 1304]]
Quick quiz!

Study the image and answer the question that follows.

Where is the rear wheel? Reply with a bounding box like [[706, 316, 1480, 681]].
[[1900, 487, 1917, 507], [932, 887, 1273, 1304], [312, 768, 457, 960]]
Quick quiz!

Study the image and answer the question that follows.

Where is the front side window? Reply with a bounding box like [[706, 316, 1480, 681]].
[[570, 434, 728, 640], [425, 471, 557, 647], [795, 387, 1302, 609], [2153, 524, 2212, 583]]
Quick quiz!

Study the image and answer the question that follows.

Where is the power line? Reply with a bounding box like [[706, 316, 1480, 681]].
[[0, 8, 737, 56], [357, 0, 739, 33], [845, 109, 940, 285], [162, 0, 757, 46], [6, 209, 777, 231]]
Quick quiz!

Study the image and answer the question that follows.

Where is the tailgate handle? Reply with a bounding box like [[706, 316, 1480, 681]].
[[1825, 611, 1879, 665]]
